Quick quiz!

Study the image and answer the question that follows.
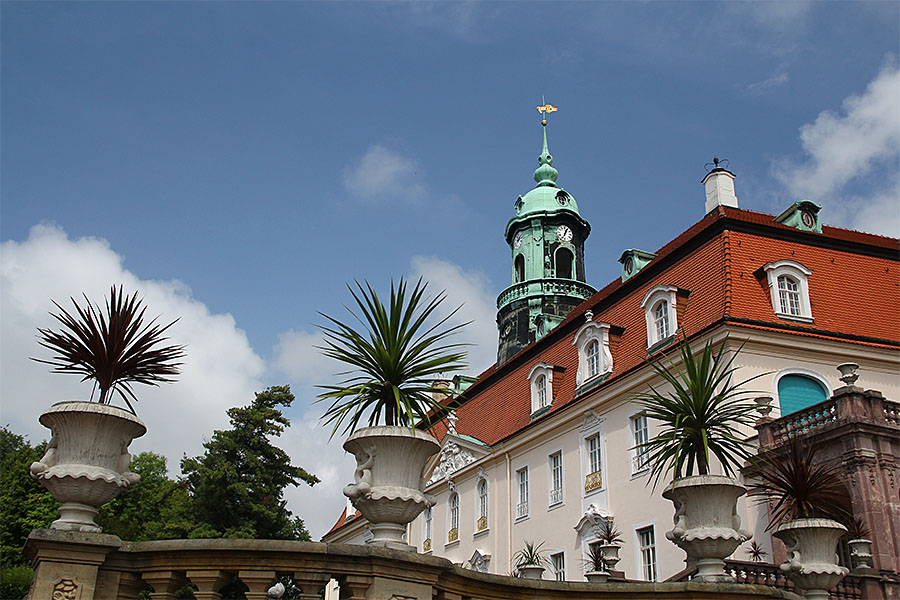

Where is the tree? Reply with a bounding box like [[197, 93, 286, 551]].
[[0, 428, 58, 599], [97, 452, 195, 541], [181, 386, 318, 540]]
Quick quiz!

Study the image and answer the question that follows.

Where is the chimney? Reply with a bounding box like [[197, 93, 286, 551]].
[[701, 158, 738, 213]]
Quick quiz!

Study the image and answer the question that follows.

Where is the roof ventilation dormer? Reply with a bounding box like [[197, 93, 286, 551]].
[[701, 157, 738, 214], [618, 249, 657, 282], [774, 200, 822, 234]]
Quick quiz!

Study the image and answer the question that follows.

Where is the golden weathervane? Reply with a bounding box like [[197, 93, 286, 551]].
[[536, 101, 558, 126]]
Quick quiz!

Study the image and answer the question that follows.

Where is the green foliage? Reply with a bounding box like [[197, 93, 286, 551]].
[[596, 516, 623, 545], [582, 544, 606, 573], [634, 336, 763, 489], [316, 278, 468, 437], [513, 540, 548, 568], [181, 386, 318, 540], [33, 285, 185, 411], [97, 452, 195, 541], [744, 439, 853, 530], [1, 428, 58, 599]]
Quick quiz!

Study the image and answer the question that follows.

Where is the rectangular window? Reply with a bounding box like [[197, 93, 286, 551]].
[[631, 414, 650, 473], [584, 433, 603, 492], [549, 452, 563, 506], [516, 467, 529, 519], [551, 551, 566, 581], [638, 526, 657, 581]]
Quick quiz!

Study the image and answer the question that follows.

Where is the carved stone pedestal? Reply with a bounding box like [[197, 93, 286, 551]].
[[25, 529, 122, 600]]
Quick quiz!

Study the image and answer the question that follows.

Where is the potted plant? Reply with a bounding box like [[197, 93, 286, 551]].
[[635, 336, 760, 581], [29, 286, 184, 532], [596, 516, 623, 571], [744, 440, 852, 599], [845, 517, 873, 571], [317, 278, 468, 548], [582, 544, 609, 583], [514, 540, 548, 580]]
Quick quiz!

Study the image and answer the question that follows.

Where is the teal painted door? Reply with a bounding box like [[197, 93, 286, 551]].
[[778, 375, 827, 415]]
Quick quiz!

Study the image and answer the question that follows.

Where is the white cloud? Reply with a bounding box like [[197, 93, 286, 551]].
[[0, 224, 266, 485], [746, 72, 789, 91], [775, 61, 900, 236], [342, 144, 427, 202]]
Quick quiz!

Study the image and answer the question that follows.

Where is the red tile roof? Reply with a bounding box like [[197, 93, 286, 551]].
[[324, 506, 362, 538]]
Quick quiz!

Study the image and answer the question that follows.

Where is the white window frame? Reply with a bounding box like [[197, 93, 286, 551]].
[[629, 411, 650, 477], [572, 320, 613, 388], [515, 466, 529, 520], [635, 524, 658, 582], [422, 506, 432, 552], [548, 450, 564, 508], [475, 473, 489, 533], [763, 260, 813, 323], [447, 490, 459, 543], [550, 550, 566, 581], [527, 363, 555, 415], [640, 285, 678, 348]]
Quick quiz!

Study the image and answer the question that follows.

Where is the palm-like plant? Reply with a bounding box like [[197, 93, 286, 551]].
[[635, 336, 763, 489], [316, 278, 468, 437], [514, 540, 548, 568], [743, 439, 853, 530], [33, 285, 185, 413], [746, 541, 768, 563], [597, 516, 623, 545], [582, 544, 606, 573]]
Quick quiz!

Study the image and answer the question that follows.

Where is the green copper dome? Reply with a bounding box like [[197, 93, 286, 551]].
[[511, 124, 583, 222]]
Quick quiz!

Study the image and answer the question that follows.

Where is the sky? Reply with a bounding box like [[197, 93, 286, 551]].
[[2, 1, 898, 540]]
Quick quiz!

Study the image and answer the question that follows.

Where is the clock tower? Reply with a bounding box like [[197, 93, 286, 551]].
[[496, 110, 596, 364]]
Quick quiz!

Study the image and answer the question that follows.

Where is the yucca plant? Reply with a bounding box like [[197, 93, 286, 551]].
[[743, 439, 853, 530], [746, 541, 768, 563], [845, 516, 870, 540], [33, 285, 185, 413], [635, 336, 764, 489], [597, 516, 623, 545], [514, 540, 548, 568], [582, 544, 606, 573], [316, 277, 468, 437]]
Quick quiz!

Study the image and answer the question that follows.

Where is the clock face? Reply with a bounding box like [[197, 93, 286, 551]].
[[514, 232, 524, 249], [557, 225, 573, 242]]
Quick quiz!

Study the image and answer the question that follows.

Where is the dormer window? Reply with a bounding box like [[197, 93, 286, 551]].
[[528, 363, 555, 415], [572, 318, 613, 389], [641, 285, 678, 349], [763, 260, 813, 323]]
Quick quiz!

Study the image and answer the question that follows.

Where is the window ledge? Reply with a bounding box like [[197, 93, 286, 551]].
[[630, 468, 650, 480], [444, 539, 460, 549], [647, 334, 677, 355], [547, 500, 565, 511], [576, 372, 611, 396], [473, 527, 490, 539], [583, 487, 604, 498], [514, 514, 530, 524], [530, 405, 551, 420], [775, 313, 814, 324]]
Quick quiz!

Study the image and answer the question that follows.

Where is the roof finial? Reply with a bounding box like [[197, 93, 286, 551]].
[[534, 99, 559, 186]]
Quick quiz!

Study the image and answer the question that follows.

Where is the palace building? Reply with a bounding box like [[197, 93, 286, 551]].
[[323, 117, 900, 595]]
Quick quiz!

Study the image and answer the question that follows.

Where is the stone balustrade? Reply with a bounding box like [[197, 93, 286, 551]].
[[722, 560, 866, 600], [26, 529, 803, 600], [497, 279, 595, 309]]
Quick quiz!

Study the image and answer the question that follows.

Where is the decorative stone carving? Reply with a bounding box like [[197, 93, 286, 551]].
[[599, 543, 621, 570], [574, 503, 608, 539], [426, 440, 476, 485], [343, 426, 440, 547], [754, 396, 773, 419], [848, 538, 874, 570], [31, 401, 146, 532], [464, 549, 491, 573], [267, 582, 285, 600], [447, 412, 458, 435], [662, 475, 751, 582], [581, 410, 602, 432], [774, 518, 849, 599], [53, 578, 80, 600], [836, 363, 860, 385]]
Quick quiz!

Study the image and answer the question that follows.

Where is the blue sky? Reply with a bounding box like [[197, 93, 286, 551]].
[[2, 1, 898, 538]]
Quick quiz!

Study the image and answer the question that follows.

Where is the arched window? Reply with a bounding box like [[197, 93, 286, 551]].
[[422, 507, 432, 551], [587, 340, 600, 378], [537, 375, 548, 408], [448, 492, 459, 542], [777, 276, 802, 316], [556, 247, 574, 279], [515, 254, 525, 283], [477, 479, 488, 531], [778, 374, 828, 415], [653, 300, 670, 341]]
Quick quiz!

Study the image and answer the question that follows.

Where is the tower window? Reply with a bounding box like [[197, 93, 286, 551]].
[[555, 247, 574, 279], [515, 254, 525, 283]]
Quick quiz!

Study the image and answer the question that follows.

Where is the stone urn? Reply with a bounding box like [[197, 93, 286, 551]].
[[30, 401, 146, 532], [662, 474, 752, 582], [518, 565, 544, 580], [343, 426, 440, 548], [585, 571, 609, 583], [848, 538, 874, 570], [774, 518, 849, 600], [599, 543, 621, 570]]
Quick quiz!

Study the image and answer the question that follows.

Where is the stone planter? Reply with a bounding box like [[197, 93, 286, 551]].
[[662, 474, 751, 582], [518, 565, 544, 579], [585, 571, 609, 583], [774, 518, 849, 600], [343, 426, 440, 548], [599, 543, 621, 570], [30, 401, 146, 532], [848, 538, 873, 570]]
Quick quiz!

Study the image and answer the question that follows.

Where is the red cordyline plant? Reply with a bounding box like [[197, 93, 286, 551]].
[[32, 285, 185, 413]]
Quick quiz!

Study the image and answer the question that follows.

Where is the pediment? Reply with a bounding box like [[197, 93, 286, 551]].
[[424, 433, 491, 487]]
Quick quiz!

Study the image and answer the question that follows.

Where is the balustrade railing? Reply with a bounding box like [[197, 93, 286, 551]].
[[721, 560, 864, 600], [497, 279, 596, 309]]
